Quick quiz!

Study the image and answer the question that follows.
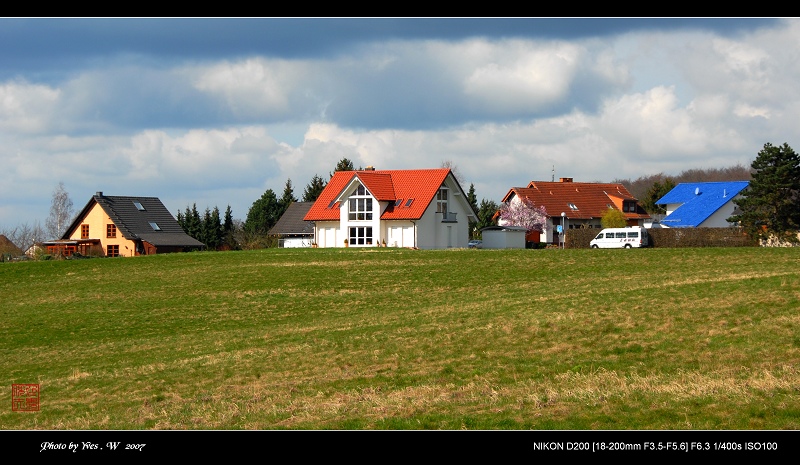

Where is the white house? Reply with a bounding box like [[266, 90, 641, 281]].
[[656, 181, 749, 228], [304, 167, 477, 249]]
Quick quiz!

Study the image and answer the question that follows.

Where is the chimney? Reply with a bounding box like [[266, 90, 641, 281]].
[[96, 191, 103, 197], [365, 166, 376, 171], [559, 177, 573, 183]]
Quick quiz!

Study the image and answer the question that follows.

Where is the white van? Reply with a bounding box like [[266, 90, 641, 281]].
[[590, 227, 649, 249]]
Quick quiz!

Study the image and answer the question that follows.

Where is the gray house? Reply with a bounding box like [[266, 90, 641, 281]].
[[269, 202, 315, 248]]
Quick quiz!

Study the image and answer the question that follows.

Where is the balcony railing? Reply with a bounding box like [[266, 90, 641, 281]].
[[441, 212, 457, 222]]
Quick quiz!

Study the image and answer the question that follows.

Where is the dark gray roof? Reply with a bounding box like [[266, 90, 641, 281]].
[[64, 193, 205, 248], [269, 202, 315, 236]]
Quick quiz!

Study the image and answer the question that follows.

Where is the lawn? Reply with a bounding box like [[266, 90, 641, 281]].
[[1, 246, 798, 429]]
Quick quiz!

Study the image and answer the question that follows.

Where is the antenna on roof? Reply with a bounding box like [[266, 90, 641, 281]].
[[552, 165, 555, 182]]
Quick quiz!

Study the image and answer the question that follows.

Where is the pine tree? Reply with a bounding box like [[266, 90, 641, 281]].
[[467, 183, 479, 239], [303, 174, 327, 202], [730, 142, 800, 240], [245, 189, 281, 235], [330, 157, 355, 178], [279, 178, 297, 218]]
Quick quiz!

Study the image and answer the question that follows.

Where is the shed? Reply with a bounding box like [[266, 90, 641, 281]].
[[480, 226, 528, 249]]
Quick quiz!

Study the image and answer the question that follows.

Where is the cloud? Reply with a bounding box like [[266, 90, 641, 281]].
[[0, 80, 60, 133]]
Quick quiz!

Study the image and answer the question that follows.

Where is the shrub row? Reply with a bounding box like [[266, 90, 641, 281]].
[[565, 227, 758, 249]]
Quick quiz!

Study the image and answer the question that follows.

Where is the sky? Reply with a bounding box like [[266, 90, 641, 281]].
[[0, 17, 794, 231]]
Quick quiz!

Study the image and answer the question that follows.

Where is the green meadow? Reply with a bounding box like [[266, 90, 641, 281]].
[[1, 246, 799, 430]]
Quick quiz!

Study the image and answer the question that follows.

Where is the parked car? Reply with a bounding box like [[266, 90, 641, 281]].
[[590, 227, 649, 249], [467, 240, 483, 249]]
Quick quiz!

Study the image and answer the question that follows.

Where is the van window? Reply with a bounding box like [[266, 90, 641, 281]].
[[615, 232, 626, 238], [595, 233, 603, 240], [605, 233, 614, 238], [627, 232, 639, 238]]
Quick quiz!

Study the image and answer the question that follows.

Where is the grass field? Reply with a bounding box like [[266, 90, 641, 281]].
[[1, 246, 799, 430]]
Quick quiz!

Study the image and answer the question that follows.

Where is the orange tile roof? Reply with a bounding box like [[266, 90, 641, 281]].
[[304, 168, 451, 221], [502, 180, 650, 221]]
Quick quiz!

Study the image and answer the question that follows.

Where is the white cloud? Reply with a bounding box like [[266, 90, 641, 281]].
[[0, 80, 60, 133]]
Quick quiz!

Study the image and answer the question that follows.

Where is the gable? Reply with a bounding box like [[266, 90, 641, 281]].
[[304, 168, 457, 221]]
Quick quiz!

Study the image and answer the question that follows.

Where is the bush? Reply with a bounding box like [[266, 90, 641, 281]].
[[565, 227, 758, 248]]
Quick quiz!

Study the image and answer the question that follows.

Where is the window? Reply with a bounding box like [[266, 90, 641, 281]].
[[568, 203, 578, 211], [405, 199, 414, 207], [348, 184, 373, 221], [349, 226, 373, 245], [107, 244, 119, 257], [133, 201, 145, 211], [627, 232, 639, 238], [436, 187, 448, 215], [615, 232, 627, 238], [149, 222, 161, 231], [107, 224, 117, 238], [81, 224, 89, 239], [395, 199, 403, 207], [624, 201, 636, 212]]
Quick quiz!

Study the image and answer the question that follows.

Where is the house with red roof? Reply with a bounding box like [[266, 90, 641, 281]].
[[304, 167, 477, 249], [500, 177, 651, 244]]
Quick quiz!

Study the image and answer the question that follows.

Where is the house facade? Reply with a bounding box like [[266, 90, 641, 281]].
[[656, 181, 749, 228], [51, 192, 205, 257], [304, 167, 477, 249], [500, 178, 651, 244]]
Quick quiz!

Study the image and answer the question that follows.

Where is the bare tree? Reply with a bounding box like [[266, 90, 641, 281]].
[[3, 221, 47, 252], [441, 159, 466, 185], [45, 182, 74, 240]]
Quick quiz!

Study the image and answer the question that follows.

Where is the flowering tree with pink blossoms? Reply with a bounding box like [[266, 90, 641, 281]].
[[498, 197, 548, 233]]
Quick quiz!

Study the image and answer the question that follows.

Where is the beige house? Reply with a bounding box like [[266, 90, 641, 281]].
[[47, 192, 204, 257]]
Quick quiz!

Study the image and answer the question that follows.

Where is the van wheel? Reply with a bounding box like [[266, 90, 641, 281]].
[[624, 244, 632, 248], [591, 245, 598, 249]]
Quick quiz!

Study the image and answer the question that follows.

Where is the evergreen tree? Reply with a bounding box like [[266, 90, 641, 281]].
[[208, 206, 223, 250], [330, 157, 355, 178], [466, 183, 479, 238], [183, 203, 202, 240], [245, 189, 281, 235], [279, 178, 297, 218], [176, 210, 185, 230], [641, 178, 676, 215], [303, 174, 327, 202], [222, 205, 237, 249], [476, 199, 499, 235], [730, 142, 800, 240], [223, 205, 234, 234]]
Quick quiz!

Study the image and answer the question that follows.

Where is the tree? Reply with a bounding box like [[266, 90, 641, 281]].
[[302, 174, 327, 202], [245, 189, 281, 236], [475, 199, 499, 235], [45, 182, 74, 239], [498, 197, 548, 233], [182, 204, 202, 240], [601, 208, 628, 229], [729, 142, 800, 241], [441, 159, 465, 185], [641, 177, 676, 215], [279, 178, 297, 218], [466, 183, 479, 238], [330, 157, 355, 178]]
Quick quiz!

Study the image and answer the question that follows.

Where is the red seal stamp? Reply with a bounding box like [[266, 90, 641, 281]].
[[12, 384, 39, 411]]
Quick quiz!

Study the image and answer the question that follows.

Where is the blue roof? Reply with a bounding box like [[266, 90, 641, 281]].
[[656, 181, 749, 228]]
